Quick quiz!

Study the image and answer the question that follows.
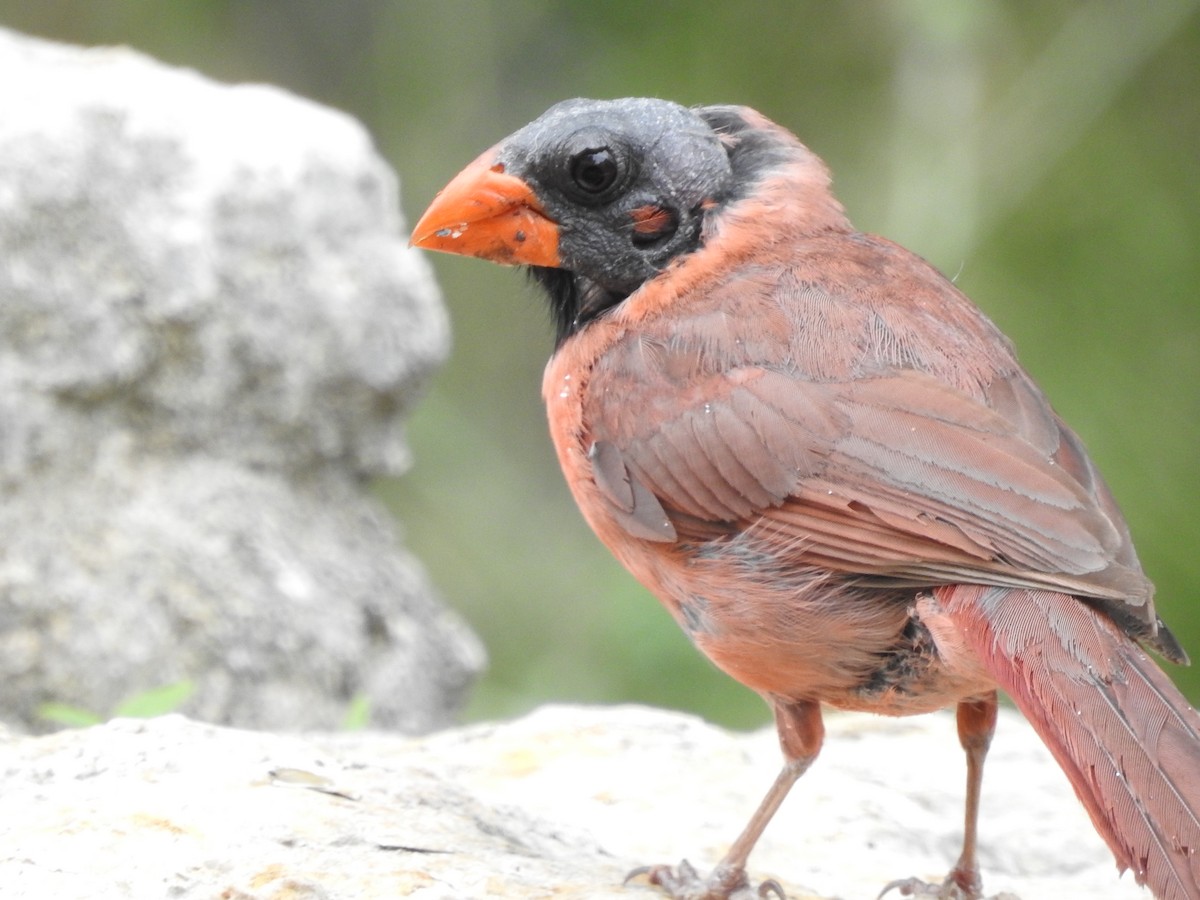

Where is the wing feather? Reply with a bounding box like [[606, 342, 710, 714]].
[[578, 256, 1151, 611], [590, 360, 1147, 605]]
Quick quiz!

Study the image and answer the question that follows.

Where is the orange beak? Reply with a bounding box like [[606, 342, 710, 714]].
[[410, 147, 560, 267]]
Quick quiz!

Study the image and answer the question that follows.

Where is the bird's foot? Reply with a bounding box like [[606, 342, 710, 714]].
[[625, 859, 785, 899], [877, 869, 984, 900]]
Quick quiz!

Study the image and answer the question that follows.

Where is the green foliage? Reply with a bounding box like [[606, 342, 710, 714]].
[[112, 681, 196, 719], [38, 688, 376, 732], [36, 703, 103, 729], [37, 680, 195, 728], [341, 694, 372, 731]]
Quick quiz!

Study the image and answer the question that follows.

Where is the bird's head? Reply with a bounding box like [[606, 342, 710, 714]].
[[411, 97, 843, 342]]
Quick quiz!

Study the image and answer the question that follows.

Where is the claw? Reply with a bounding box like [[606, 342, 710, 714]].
[[757, 878, 787, 899], [877, 876, 979, 900], [624, 864, 654, 886], [623, 860, 703, 892], [625, 859, 784, 899], [878, 878, 921, 899]]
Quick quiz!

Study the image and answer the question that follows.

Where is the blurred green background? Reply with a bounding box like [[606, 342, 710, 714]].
[[4, 1, 1196, 730]]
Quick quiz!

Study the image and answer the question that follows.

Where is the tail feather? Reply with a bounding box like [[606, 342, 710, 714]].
[[939, 585, 1200, 900]]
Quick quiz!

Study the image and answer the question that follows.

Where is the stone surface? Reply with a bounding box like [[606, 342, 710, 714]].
[[0, 27, 484, 733], [0, 704, 1150, 899]]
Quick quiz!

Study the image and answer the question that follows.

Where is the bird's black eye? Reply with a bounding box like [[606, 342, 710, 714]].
[[569, 147, 619, 195]]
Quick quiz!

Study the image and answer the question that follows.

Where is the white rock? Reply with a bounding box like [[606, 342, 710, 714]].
[[0, 705, 1150, 899]]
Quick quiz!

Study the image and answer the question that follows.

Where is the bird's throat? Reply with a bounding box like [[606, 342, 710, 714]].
[[530, 267, 630, 347]]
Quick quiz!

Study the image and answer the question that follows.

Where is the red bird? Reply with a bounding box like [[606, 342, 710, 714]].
[[411, 98, 1200, 900]]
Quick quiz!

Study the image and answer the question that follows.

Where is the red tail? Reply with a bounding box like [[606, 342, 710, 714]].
[[941, 585, 1200, 900]]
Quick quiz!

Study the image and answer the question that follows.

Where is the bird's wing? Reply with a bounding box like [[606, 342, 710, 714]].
[[585, 351, 1149, 607]]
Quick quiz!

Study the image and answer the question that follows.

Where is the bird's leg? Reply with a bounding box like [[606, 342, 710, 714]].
[[880, 691, 999, 900], [950, 691, 999, 894], [631, 699, 823, 900]]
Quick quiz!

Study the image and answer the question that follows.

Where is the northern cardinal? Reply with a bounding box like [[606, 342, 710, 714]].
[[411, 98, 1200, 900]]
